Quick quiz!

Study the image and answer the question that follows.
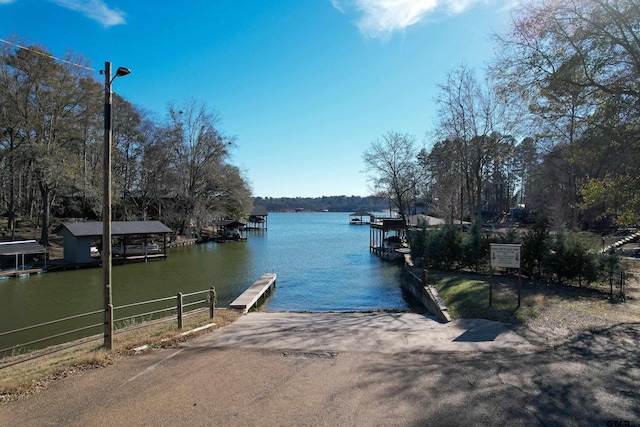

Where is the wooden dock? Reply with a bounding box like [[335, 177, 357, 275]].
[[230, 273, 277, 313]]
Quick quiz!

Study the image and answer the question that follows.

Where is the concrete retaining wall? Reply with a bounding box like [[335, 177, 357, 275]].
[[401, 267, 451, 323]]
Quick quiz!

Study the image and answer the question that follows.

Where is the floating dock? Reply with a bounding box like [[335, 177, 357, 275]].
[[0, 268, 44, 279], [230, 273, 277, 313]]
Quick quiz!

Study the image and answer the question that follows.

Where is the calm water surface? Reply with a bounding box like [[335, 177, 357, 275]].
[[0, 212, 408, 349], [261, 212, 407, 311]]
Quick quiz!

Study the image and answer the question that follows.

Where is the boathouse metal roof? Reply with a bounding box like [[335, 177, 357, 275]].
[[55, 221, 172, 237], [54, 221, 171, 265], [370, 218, 406, 230], [0, 240, 47, 256]]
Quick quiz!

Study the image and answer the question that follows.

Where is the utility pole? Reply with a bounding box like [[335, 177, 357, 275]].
[[103, 61, 130, 350]]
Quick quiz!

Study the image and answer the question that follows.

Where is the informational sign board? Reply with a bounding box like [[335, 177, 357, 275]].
[[490, 244, 521, 269]]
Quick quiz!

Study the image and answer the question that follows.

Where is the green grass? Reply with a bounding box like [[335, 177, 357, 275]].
[[424, 267, 635, 326], [428, 271, 531, 324]]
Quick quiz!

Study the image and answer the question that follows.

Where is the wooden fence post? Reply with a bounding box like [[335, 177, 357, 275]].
[[177, 292, 183, 329], [209, 287, 216, 319], [489, 267, 493, 308], [105, 303, 113, 350]]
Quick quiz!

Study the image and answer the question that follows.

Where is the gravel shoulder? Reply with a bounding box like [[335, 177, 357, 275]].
[[514, 266, 640, 346]]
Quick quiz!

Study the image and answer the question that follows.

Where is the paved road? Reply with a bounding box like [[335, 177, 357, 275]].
[[1, 312, 639, 426]]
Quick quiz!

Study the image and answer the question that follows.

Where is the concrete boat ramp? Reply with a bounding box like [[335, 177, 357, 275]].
[[198, 312, 535, 354], [224, 273, 533, 353]]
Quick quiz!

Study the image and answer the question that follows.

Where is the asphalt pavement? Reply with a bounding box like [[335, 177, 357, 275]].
[[1, 312, 638, 426]]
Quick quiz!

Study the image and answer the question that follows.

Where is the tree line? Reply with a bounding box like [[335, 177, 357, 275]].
[[0, 36, 252, 244], [363, 0, 640, 233], [254, 196, 390, 212]]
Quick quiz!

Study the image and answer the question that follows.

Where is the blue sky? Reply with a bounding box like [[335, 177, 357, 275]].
[[1, 0, 516, 198]]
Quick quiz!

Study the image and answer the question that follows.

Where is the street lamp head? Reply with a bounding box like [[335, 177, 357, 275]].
[[115, 67, 131, 78]]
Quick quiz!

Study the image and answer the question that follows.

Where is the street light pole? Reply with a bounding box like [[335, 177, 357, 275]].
[[103, 61, 130, 350]]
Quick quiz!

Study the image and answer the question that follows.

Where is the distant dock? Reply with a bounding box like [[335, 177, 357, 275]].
[[230, 273, 277, 313]]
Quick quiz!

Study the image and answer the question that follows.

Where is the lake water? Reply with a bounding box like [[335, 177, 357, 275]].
[[0, 212, 408, 351]]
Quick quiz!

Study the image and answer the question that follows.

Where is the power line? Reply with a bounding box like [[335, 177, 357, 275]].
[[0, 38, 96, 72]]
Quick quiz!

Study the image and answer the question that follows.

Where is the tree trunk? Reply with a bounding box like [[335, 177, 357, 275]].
[[8, 151, 15, 241], [39, 182, 50, 246]]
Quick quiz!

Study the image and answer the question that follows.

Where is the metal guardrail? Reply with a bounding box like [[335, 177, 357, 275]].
[[0, 287, 216, 356], [0, 309, 104, 355]]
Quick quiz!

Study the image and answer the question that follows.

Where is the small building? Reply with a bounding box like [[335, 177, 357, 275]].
[[216, 220, 247, 241], [55, 221, 172, 265]]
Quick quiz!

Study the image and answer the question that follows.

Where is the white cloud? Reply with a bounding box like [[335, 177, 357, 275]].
[[50, 0, 126, 27], [0, 0, 17, 4], [447, 0, 475, 14], [333, 0, 497, 39], [357, 0, 439, 38], [331, 0, 345, 13]]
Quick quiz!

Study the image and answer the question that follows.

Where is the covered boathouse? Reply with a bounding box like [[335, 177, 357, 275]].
[[369, 218, 407, 256], [55, 221, 172, 265], [0, 240, 47, 277], [247, 206, 268, 230], [350, 211, 374, 225]]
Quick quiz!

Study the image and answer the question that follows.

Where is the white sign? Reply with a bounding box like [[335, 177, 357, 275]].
[[490, 244, 521, 269]]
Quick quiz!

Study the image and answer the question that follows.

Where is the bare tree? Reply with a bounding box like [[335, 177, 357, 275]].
[[164, 100, 233, 235], [362, 131, 423, 228], [112, 94, 144, 220], [0, 37, 255, 242], [419, 140, 462, 222], [493, 0, 640, 226], [433, 64, 515, 223], [0, 39, 24, 239], [1, 41, 93, 245]]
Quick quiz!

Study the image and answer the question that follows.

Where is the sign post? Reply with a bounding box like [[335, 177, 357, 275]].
[[490, 244, 522, 308]]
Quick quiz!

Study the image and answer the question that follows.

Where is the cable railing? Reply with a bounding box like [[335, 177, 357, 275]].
[[0, 287, 217, 358]]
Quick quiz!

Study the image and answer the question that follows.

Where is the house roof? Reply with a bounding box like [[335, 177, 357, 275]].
[[55, 221, 172, 238], [406, 215, 471, 227], [407, 215, 446, 227], [0, 240, 46, 256]]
